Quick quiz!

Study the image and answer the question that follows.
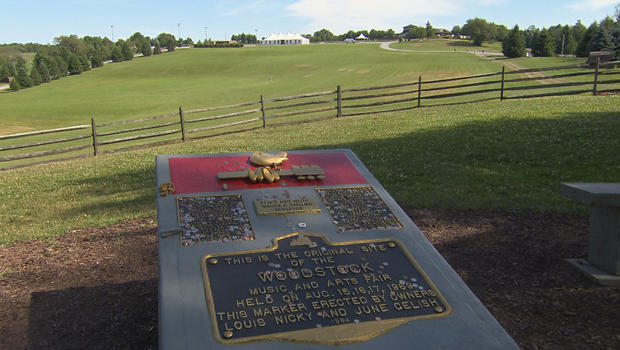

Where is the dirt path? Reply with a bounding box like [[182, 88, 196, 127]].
[[1, 209, 618, 349], [502, 61, 563, 84]]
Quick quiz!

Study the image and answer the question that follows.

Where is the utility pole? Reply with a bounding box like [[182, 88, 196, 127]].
[[561, 34, 565, 56], [111, 25, 114, 41]]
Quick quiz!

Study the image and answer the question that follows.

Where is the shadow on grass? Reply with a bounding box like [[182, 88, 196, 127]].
[[46, 108, 620, 216], [27, 279, 158, 350], [290, 110, 619, 211], [446, 40, 480, 48], [57, 165, 157, 218]]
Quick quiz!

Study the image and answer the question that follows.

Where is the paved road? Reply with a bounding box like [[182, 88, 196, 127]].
[[378, 41, 557, 85], [378, 41, 503, 55]]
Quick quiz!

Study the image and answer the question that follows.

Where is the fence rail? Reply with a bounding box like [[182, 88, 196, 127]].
[[1, 59, 619, 170]]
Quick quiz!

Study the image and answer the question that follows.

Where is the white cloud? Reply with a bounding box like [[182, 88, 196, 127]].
[[566, 0, 618, 10], [286, 0, 460, 34]]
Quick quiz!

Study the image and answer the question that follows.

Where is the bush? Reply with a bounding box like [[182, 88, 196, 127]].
[[194, 41, 244, 48], [9, 79, 20, 91]]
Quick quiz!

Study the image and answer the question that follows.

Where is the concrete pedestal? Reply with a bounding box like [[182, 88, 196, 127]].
[[156, 150, 519, 349], [561, 182, 620, 286]]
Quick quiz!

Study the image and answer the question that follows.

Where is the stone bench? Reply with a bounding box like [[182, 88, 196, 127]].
[[561, 182, 620, 286]]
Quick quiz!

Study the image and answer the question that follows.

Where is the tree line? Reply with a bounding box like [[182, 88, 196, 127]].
[[0, 32, 185, 91], [303, 28, 398, 42], [461, 14, 620, 58]]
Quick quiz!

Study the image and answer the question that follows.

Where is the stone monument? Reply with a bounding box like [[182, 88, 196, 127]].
[[156, 149, 518, 348]]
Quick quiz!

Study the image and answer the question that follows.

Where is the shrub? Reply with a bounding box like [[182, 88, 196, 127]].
[[9, 79, 20, 91]]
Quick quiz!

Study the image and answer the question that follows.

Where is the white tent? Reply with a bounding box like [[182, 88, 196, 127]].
[[355, 33, 368, 40], [260, 33, 310, 45]]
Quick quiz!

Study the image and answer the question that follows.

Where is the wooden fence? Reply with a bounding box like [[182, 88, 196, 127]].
[[1, 59, 619, 170]]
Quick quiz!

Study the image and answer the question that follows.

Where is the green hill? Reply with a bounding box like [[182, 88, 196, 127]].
[[0, 44, 502, 133]]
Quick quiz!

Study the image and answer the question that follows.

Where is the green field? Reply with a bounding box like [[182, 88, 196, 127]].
[[0, 41, 618, 247], [0, 43, 503, 133], [0, 93, 618, 246]]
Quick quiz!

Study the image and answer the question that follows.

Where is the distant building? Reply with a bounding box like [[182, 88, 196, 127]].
[[260, 33, 310, 45]]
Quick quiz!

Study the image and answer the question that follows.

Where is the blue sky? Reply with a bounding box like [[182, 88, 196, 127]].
[[1, 0, 618, 44]]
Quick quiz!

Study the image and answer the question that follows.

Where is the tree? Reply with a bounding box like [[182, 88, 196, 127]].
[[119, 40, 133, 60], [157, 33, 176, 51], [502, 25, 527, 58], [572, 21, 587, 47], [38, 62, 50, 83], [451, 25, 462, 37], [129, 32, 152, 56], [111, 45, 123, 62], [386, 29, 396, 39], [425, 21, 433, 39], [231, 33, 257, 44], [462, 18, 492, 46], [490, 23, 508, 41], [89, 47, 104, 68], [54, 35, 88, 57], [406, 25, 425, 40], [67, 53, 83, 75], [524, 25, 539, 48], [533, 29, 555, 57], [30, 65, 42, 85], [312, 29, 335, 42], [576, 22, 599, 57], [589, 26, 614, 52], [0, 61, 9, 82], [153, 42, 162, 55], [14, 56, 33, 88]]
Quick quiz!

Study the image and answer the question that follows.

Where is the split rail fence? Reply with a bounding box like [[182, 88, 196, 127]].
[[1, 59, 619, 170]]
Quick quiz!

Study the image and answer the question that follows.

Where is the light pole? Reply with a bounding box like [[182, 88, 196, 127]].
[[205, 27, 208, 42], [111, 25, 114, 41]]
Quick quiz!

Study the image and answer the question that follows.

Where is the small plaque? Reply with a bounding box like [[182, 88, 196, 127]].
[[177, 195, 254, 245], [254, 198, 322, 215], [201, 233, 450, 344]]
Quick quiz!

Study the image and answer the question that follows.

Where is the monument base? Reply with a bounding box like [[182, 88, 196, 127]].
[[566, 258, 620, 286]]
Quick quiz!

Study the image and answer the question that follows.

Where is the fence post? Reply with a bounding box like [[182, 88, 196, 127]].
[[90, 117, 98, 156], [260, 95, 267, 128], [337, 85, 342, 117], [593, 57, 599, 96], [179, 106, 186, 141], [417, 75, 422, 107], [500, 66, 505, 101]]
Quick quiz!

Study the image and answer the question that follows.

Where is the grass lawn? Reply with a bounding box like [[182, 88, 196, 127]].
[[0, 94, 618, 246], [0, 44, 503, 133]]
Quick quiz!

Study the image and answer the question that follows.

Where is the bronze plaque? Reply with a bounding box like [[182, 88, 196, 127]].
[[177, 195, 254, 245], [201, 233, 451, 344], [254, 198, 321, 216], [316, 187, 404, 233]]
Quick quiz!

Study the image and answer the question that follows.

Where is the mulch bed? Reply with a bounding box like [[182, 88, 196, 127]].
[[1, 209, 618, 349]]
